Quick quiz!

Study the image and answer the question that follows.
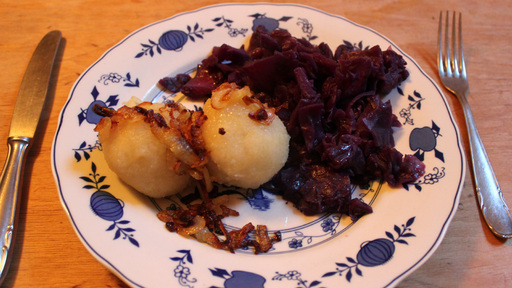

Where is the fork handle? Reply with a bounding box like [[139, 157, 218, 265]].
[[459, 93, 512, 238]]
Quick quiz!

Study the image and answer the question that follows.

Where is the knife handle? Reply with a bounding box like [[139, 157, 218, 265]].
[[0, 136, 31, 283]]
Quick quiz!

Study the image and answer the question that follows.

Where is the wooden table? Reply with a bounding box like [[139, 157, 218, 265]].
[[1, 0, 511, 287]]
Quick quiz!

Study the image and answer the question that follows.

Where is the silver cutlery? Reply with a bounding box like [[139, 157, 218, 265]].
[[0, 30, 62, 283], [438, 11, 512, 238]]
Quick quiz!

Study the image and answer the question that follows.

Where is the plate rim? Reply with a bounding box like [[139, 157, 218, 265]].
[[52, 2, 466, 287]]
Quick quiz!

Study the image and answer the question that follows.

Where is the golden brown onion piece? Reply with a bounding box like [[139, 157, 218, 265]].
[[157, 202, 281, 253]]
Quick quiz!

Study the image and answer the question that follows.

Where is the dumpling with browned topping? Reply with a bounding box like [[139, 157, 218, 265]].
[[201, 83, 290, 189], [94, 102, 208, 198]]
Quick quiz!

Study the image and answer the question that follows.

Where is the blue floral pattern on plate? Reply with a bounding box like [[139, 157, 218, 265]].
[[52, 3, 465, 288]]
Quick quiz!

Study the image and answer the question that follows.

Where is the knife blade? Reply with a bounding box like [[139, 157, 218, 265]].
[[0, 30, 61, 284]]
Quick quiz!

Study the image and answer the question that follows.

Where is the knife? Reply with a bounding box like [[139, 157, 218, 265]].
[[0, 30, 61, 284]]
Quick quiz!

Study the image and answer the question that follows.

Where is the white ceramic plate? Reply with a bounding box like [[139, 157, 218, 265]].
[[52, 3, 465, 287]]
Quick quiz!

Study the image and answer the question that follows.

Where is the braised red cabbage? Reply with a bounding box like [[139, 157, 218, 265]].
[[160, 27, 425, 219]]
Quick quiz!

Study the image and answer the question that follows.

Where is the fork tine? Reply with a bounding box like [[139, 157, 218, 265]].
[[452, 12, 460, 77], [438, 11, 466, 79], [458, 12, 467, 78], [444, 11, 452, 76], [438, 11, 444, 75]]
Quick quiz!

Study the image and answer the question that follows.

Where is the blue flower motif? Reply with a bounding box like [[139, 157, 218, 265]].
[[102, 72, 123, 83], [321, 218, 336, 233], [399, 90, 424, 125], [284, 270, 301, 280], [273, 270, 321, 287], [212, 16, 248, 37], [98, 72, 140, 88], [170, 250, 197, 287], [288, 238, 303, 249], [174, 265, 191, 278]]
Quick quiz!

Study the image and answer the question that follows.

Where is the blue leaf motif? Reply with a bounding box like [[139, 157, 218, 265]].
[[355, 266, 362, 276], [91, 86, 99, 99], [210, 268, 231, 279], [394, 225, 401, 234], [74, 151, 81, 162], [346, 270, 352, 282], [405, 217, 416, 227], [114, 229, 121, 240], [397, 86, 404, 95], [129, 237, 140, 247], [322, 271, 337, 277], [435, 149, 445, 162], [106, 223, 116, 231], [186, 252, 193, 264], [80, 176, 94, 183]]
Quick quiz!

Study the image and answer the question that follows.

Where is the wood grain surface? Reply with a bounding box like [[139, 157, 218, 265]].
[[0, 0, 511, 287]]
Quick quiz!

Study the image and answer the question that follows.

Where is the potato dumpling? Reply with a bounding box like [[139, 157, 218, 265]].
[[95, 103, 191, 198], [201, 83, 290, 189]]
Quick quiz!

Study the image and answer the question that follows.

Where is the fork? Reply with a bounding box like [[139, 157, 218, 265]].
[[438, 11, 512, 238]]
